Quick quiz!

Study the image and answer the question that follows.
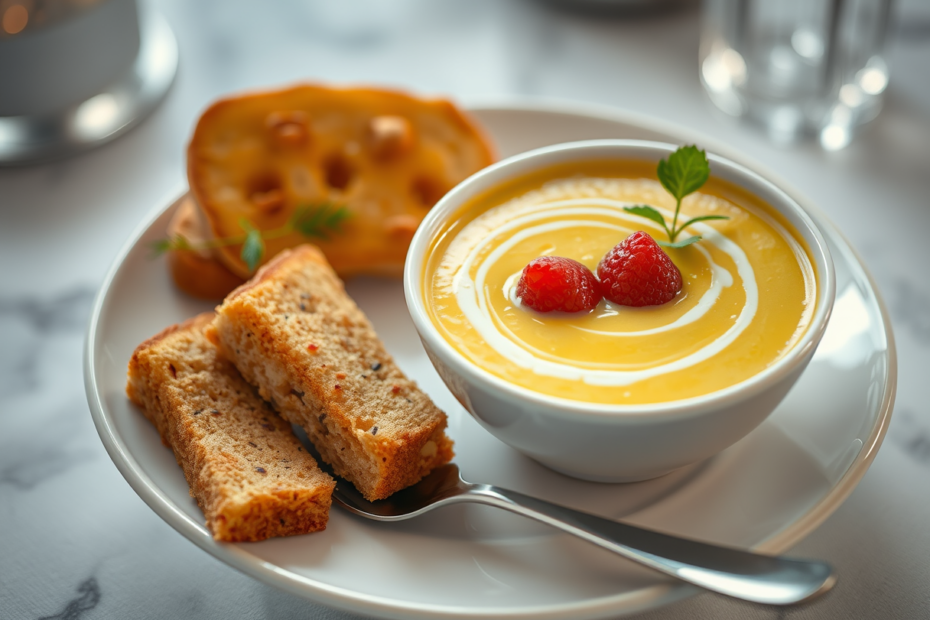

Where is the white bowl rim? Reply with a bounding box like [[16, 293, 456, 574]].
[[404, 138, 837, 421]]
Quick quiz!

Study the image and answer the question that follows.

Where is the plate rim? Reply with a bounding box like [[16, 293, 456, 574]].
[[84, 97, 896, 620]]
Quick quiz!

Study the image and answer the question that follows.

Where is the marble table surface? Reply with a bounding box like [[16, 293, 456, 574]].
[[2, 0, 929, 618]]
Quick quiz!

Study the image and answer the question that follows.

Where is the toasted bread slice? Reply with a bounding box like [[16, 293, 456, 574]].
[[167, 197, 247, 300], [187, 84, 495, 279], [127, 312, 334, 541], [210, 245, 454, 501]]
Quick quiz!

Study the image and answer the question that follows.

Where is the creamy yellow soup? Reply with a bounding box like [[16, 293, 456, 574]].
[[424, 160, 816, 405]]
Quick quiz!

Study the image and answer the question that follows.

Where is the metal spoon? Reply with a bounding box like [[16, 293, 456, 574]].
[[331, 463, 835, 605]]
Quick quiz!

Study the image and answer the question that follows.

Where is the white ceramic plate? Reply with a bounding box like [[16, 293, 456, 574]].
[[85, 101, 895, 620]]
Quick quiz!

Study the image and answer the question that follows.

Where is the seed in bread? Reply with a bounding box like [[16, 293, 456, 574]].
[[187, 84, 495, 280], [210, 245, 454, 501], [126, 312, 334, 542]]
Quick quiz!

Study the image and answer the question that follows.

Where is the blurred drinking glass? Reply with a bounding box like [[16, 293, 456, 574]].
[[700, 0, 893, 149]]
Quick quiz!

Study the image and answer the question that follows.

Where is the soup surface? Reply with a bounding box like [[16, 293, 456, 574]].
[[423, 160, 816, 405]]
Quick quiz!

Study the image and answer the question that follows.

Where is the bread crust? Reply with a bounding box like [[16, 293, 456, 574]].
[[212, 246, 454, 501], [127, 312, 334, 541], [166, 198, 247, 300]]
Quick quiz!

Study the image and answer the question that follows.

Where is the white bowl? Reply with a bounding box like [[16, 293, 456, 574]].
[[404, 139, 836, 482]]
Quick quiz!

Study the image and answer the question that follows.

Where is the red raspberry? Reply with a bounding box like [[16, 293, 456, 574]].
[[597, 231, 682, 307], [516, 256, 601, 313]]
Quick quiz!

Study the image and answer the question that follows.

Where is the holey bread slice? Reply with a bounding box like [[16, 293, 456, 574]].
[[187, 84, 495, 280], [211, 245, 454, 501], [127, 313, 334, 542]]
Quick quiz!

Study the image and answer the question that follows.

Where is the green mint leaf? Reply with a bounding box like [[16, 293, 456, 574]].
[[657, 235, 702, 249], [241, 228, 265, 273], [323, 205, 351, 230], [150, 238, 173, 256], [289, 205, 318, 230], [678, 215, 730, 231], [657, 145, 710, 202], [294, 207, 329, 239], [292, 203, 350, 240], [623, 204, 669, 233]]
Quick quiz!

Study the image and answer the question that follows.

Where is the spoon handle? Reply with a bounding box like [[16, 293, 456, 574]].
[[465, 484, 834, 605]]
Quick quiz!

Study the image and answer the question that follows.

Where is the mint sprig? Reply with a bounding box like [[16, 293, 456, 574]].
[[291, 203, 352, 239], [153, 202, 350, 273], [623, 145, 728, 248]]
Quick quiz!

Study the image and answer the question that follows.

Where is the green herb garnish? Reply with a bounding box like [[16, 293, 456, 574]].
[[238, 218, 265, 273], [623, 145, 728, 248], [153, 202, 350, 273]]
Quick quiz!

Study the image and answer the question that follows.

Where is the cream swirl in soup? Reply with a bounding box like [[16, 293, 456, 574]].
[[424, 160, 816, 405]]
